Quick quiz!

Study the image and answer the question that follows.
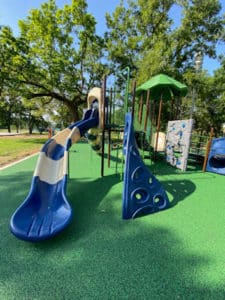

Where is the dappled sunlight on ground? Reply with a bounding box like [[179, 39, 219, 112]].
[[1, 143, 225, 298]]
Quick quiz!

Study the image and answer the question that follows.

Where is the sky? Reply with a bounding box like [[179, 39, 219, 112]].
[[0, 0, 224, 75]]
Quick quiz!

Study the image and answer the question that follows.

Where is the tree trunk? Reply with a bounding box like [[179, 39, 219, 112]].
[[71, 106, 80, 122], [65, 101, 81, 123], [7, 111, 11, 133], [28, 112, 34, 134], [27, 91, 85, 123], [15, 120, 20, 133], [7, 123, 11, 133]]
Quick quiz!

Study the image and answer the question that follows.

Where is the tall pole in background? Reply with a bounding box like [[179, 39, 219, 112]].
[[120, 66, 130, 113], [190, 52, 203, 119]]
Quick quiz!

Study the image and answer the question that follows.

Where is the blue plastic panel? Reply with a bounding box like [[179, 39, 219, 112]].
[[122, 113, 169, 219], [206, 137, 225, 175], [10, 108, 99, 241]]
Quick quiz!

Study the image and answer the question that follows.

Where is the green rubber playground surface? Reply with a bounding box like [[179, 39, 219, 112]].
[[1, 141, 225, 299]]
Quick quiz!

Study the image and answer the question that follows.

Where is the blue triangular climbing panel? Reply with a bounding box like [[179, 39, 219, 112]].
[[122, 113, 169, 219]]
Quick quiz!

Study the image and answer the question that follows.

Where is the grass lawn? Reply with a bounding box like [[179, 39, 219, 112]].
[[0, 134, 48, 168]]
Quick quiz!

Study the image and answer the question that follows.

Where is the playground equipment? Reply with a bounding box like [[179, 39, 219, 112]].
[[136, 74, 188, 157], [10, 72, 171, 242], [10, 88, 103, 241], [206, 137, 225, 175], [122, 113, 169, 219], [189, 133, 208, 165], [166, 119, 194, 171], [135, 74, 219, 173]]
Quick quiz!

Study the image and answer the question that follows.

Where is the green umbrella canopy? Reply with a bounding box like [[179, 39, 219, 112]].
[[136, 73, 188, 100]]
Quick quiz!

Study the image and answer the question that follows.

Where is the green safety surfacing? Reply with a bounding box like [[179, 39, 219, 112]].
[[0, 141, 225, 299]]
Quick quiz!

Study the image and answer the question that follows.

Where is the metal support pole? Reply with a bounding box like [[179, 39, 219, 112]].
[[202, 127, 214, 172], [154, 98, 163, 156], [101, 75, 107, 177], [121, 66, 130, 113], [138, 94, 143, 125], [144, 89, 150, 132], [131, 80, 136, 121], [108, 88, 113, 168]]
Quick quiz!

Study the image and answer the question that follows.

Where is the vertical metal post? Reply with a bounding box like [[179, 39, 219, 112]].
[[115, 130, 120, 175], [108, 88, 113, 168], [108, 129, 111, 168], [101, 75, 106, 177], [109, 87, 113, 125], [112, 86, 116, 125], [138, 94, 143, 125], [131, 80, 136, 121], [202, 127, 214, 172], [124, 66, 130, 113], [155, 97, 163, 155], [170, 97, 174, 120], [144, 89, 150, 132], [190, 52, 203, 119]]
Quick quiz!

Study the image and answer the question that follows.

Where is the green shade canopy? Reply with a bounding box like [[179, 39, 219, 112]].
[[136, 73, 188, 100]]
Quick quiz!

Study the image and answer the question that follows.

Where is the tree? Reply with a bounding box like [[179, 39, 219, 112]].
[[105, 0, 225, 82], [181, 68, 225, 135], [0, 0, 106, 122], [171, 0, 225, 71], [210, 58, 225, 134], [105, 0, 225, 134], [0, 85, 23, 133], [48, 101, 72, 129], [21, 98, 48, 134]]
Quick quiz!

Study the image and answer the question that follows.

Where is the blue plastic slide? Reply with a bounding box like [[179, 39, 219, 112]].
[[206, 137, 225, 175], [10, 109, 99, 241]]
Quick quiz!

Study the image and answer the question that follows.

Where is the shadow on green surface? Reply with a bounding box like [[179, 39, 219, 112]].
[[103, 152, 123, 163], [1, 169, 195, 245], [0, 171, 33, 214], [67, 174, 121, 237], [162, 179, 196, 208], [1, 170, 225, 298], [143, 155, 204, 176], [1, 214, 224, 298]]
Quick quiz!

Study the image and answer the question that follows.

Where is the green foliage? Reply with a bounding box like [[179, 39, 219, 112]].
[[172, 0, 224, 70], [105, 0, 225, 134], [0, 0, 225, 134], [105, 0, 224, 80], [183, 69, 225, 135], [47, 101, 73, 128], [0, 0, 106, 122], [105, 0, 176, 79]]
